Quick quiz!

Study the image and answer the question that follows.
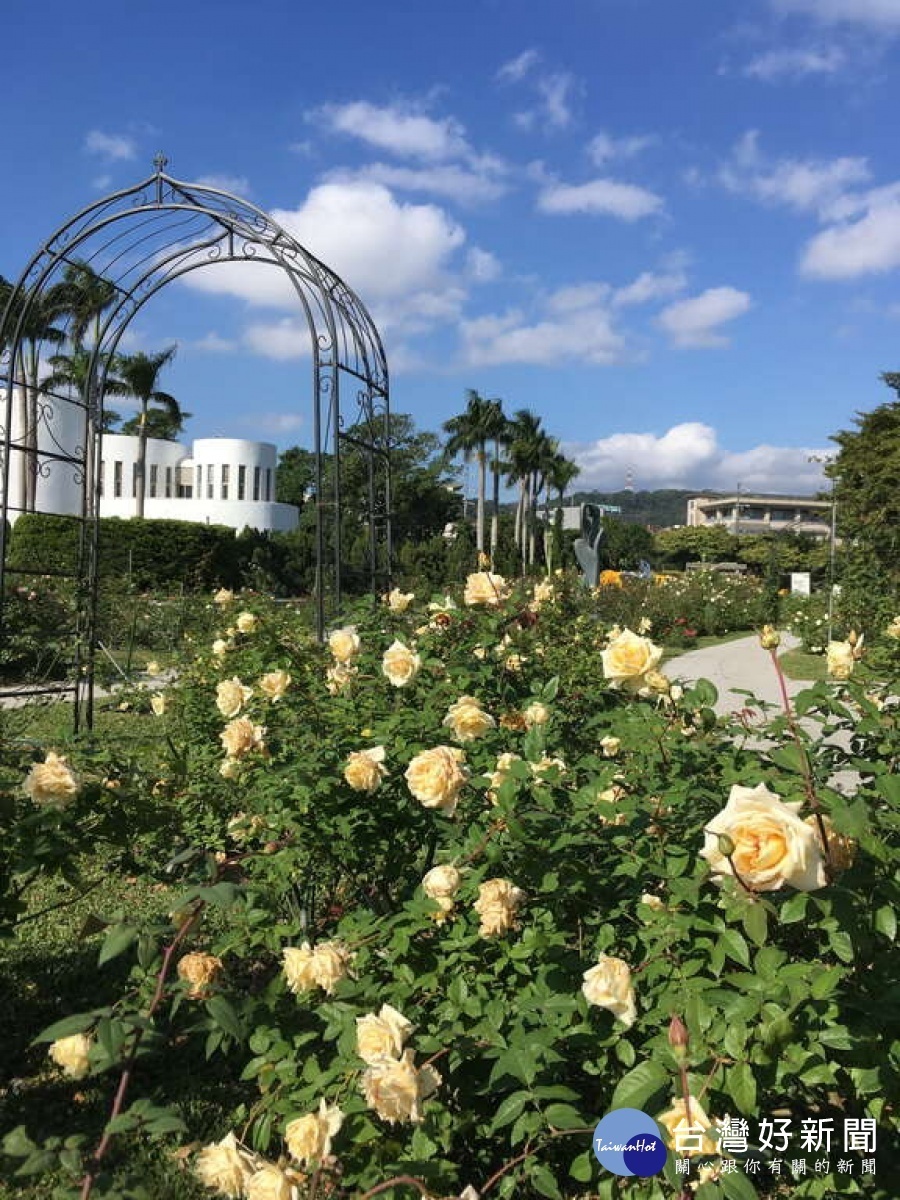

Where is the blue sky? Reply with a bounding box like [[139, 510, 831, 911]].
[[4, 0, 900, 493]]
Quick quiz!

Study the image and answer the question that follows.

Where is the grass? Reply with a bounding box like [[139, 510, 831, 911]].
[[660, 628, 751, 663], [777, 647, 828, 682]]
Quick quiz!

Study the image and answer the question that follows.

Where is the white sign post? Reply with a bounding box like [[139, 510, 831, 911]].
[[790, 572, 811, 596]]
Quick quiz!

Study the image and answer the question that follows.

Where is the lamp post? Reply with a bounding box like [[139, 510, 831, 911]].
[[808, 454, 837, 642], [733, 482, 742, 537]]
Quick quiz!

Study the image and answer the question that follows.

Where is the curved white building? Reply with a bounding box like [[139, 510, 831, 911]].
[[1, 391, 298, 533]]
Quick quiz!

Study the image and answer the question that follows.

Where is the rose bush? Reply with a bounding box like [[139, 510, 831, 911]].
[[2, 573, 899, 1199]]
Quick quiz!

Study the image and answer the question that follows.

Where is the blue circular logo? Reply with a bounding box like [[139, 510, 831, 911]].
[[592, 1108, 667, 1177]]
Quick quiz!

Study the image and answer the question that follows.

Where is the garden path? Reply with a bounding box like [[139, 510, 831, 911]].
[[665, 632, 807, 717]]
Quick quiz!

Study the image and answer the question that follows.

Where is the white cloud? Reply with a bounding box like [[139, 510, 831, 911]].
[[195, 331, 237, 353], [658, 287, 752, 347], [772, 0, 900, 29], [588, 131, 655, 166], [243, 318, 312, 361], [565, 422, 829, 491], [801, 202, 900, 277], [85, 130, 136, 161], [465, 247, 502, 282], [323, 160, 507, 205], [309, 101, 469, 160], [460, 305, 625, 367], [546, 282, 612, 314], [497, 49, 540, 83], [254, 412, 305, 434], [743, 45, 846, 79], [196, 174, 251, 197], [537, 177, 664, 220], [613, 270, 687, 307], [717, 131, 870, 216], [537, 72, 577, 129]]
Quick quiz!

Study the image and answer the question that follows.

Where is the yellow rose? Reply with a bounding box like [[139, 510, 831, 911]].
[[194, 1132, 254, 1198], [216, 677, 253, 718], [150, 693, 167, 716], [473, 878, 525, 938], [886, 616, 900, 640], [600, 736, 620, 758], [531, 756, 566, 779], [177, 951, 223, 999], [145, 659, 161, 676], [329, 626, 360, 662], [582, 954, 637, 1027], [826, 640, 855, 680], [357, 1003, 413, 1065], [23, 752, 79, 807], [601, 628, 664, 690], [214, 588, 235, 606], [49, 1032, 92, 1079], [422, 864, 461, 900], [258, 670, 291, 702], [220, 717, 266, 759], [405, 746, 469, 815], [701, 782, 827, 892], [283, 940, 352, 995], [657, 1096, 718, 1157], [245, 1164, 294, 1200], [384, 587, 415, 612], [220, 758, 242, 779], [285, 1098, 345, 1167], [759, 625, 781, 649], [344, 746, 387, 793], [523, 701, 550, 727], [382, 639, 421, 688], [442, 696, 496, 742], [643, 670, 672, 696], [463, 571, 510, 607], [531, 579, 555, 609], [236, 611, 258, 634], [361, 1049, 441, 1124], [212, 638, 230, 657], [325, 661, 357, 694], [487, 752, 523, 803], [640, 892, 665, 912]]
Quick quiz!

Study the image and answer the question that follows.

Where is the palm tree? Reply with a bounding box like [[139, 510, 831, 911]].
[[56, 260, 118, 353], [443, 390, 504, 554], [502, 409, 546, 570], [115, 347, 180, 517], [545, 450, 581, 572]]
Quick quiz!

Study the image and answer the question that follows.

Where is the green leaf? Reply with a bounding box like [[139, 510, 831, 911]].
[[610, 1061, 669, 1112], [569, 1150, 594, 1182], [2, 1127, 37, 1158], [727, 1062, 757, 1115], [828, 928, 854, 963], [544, 1103, 586, 1130], [492, 1091, 529, 1129], [779, 892, 808, 924], [721, 1168, 759, 1200], [98, 923, 138, 966], [768, 745, 806, 773], [743, 902, 767, 946], [32, 1012, 98, 1044], [541, 676, 560, 703], [719, 928, 750, 967], [875, 905, 897, 942], [693, 678, 718, 707], [206, 996, 244, 1041], [530, 1162, 563, 1199]]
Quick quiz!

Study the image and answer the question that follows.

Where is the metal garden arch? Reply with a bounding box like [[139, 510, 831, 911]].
[[0, 157, 391, 729]]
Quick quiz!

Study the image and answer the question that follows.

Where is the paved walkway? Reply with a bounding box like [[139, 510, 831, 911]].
[[665, 633, 807, 717]]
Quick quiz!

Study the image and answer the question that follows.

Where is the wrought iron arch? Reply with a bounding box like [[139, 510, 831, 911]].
[[0, 160, 391, 729]]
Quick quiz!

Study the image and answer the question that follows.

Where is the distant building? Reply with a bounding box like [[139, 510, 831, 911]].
[[686, 493, 831, 539], [2, 391, 298, 532]]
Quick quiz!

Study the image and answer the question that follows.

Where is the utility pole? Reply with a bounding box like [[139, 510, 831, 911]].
[[733, 482, 741, 537]]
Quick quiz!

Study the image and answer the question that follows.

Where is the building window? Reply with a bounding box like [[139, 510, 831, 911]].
[[149, 464, 158, 498], [265, 468, 272, 502], [114, 461, 122, 498], [238, 465, 246, 500], [253, 466, 261, 501], [221, 464, 229, 500], [207, 465, 214, 499], [165, 466, 173, 498]]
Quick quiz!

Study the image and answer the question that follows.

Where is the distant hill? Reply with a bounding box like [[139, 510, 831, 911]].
[[565, 489, 715, 529]]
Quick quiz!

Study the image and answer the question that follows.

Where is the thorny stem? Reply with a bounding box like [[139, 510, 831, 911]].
[[481, 1129, 593, 1195], [79, 907, 203, 1199], [767, 647, 833, 876]]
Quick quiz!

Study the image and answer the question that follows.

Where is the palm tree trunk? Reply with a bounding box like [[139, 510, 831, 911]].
[[136, 402, 148, 518], [490, 437, 500, 555], [514, 481, 524, 549], [476, 447, 486, 554], [521, 476, 531, 575]]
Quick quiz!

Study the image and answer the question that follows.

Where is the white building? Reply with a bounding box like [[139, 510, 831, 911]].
[[1, 391, 298, 532], [686, 493, 831, 539]]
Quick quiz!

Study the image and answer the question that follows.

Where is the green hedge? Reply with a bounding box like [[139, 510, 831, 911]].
[[8, 514, 245, 590]]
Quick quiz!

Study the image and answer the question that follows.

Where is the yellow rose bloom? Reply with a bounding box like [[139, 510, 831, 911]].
[[601, 628, 664, 690], [150, 693, 167, 716], [177, 951, 223, 999], [826, 640, 855, 680], [523, 701, 550, 727], [473, 878, 525, 938], [220, 717, 266, 759], [384, 587, 415, 612], [382, 639, 422, 688], [216, 676, 253, 718], [361, 1049, 441, 1124], [356, 1003, 414, 1065], [325, 661, 357, 694], [442, 696, 496, 742], [405, 746, 469, 815], [463, 571, 510, 607], [701, 782, 827, 892], [194, 1132, 254, 1198], [23, 752, 79, 807], [582, 954, 637, 1027], [600, 735, 620, 757], [258, 670, 291, 701], [285, 1098, 345, 1167], [344, 746, 388, 793], [213, 588, 235, 606], [657, 1096, 718, 1157], [236, 611, 258, 634], [49, 1032, 92, 1079], [212, 638, 230, 657], [422, 864, 461, 900], [328, 626, 361, 662], [283, 940, 352, 995], [245, 1164, 294, 1200]]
